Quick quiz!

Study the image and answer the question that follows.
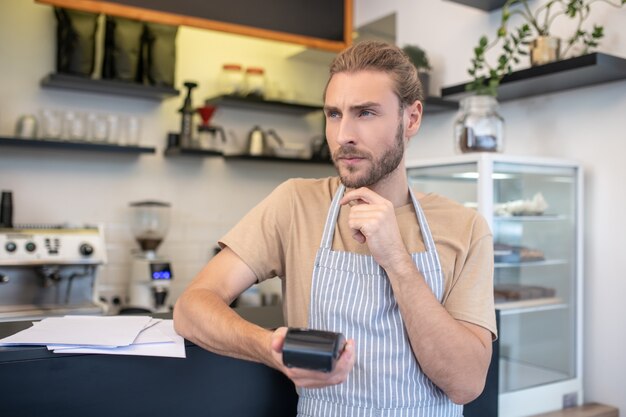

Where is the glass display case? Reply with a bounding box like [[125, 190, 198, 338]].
[[407, 153, 583, 417]]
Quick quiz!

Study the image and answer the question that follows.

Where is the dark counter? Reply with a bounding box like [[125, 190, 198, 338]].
[[0, 305, 498, 417], [0, 306, 298, 417]]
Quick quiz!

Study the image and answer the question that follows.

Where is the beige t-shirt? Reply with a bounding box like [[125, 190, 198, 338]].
[[220, 177, 497, 338]]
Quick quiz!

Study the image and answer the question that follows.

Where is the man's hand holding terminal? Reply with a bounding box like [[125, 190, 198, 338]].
[[269, 327, 356, 388]]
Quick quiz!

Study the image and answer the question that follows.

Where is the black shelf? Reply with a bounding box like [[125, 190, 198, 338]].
[[224, 154, 332, 165], [205, 95, 323, 115], [163, 146, 331, 164], [41, 73, 180, 100], [445, 0, 507, 11], [164, 146, 223, 157], [0, 137, 155, 154], [423, 96, 459, 113], [441, 53, 626, 102], [206, 94, 457, 115]]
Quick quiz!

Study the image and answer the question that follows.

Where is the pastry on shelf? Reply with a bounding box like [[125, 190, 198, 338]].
[[494, 283, 556, 301], [494, 192, 548, 216], [494, 242, 545, 263]]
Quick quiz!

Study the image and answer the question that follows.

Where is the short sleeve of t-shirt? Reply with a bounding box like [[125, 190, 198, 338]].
[[443, 222, 496, 337], [219, 179, 295, 282]]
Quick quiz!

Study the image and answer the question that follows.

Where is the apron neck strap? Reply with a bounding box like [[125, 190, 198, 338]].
[[408, 186, 437, 253], [320, 183, 345, 249]]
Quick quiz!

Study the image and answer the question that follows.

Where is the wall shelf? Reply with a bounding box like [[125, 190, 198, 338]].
[[163, 145, 332, 164], [164, 146, 223, 157], [441, 53, 626, 102], [423, 96, 459, 113], [205, 95, 323, 115], [445, 0, 506, 11], [41, 73, 180, 100], [0, 137, 156, 154], [224, 154, 332, 164], [206, 94, 458, 115]]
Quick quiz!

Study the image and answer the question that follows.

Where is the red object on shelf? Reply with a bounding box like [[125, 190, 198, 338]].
[[197, 105, 217, 126]]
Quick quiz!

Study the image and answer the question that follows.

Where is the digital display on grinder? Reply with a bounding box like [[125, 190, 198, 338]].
[[150, 263, 172, 280]]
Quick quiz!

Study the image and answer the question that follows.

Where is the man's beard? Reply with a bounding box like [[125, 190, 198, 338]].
[[332, 121, 405, 189]]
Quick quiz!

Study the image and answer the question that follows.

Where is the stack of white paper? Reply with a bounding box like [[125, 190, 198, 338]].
[[0, 316, 185, 358]]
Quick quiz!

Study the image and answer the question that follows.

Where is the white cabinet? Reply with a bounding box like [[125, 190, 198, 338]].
[[406, 153, 583, 417]]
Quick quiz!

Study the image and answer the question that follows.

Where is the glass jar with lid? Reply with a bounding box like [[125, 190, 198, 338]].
[[453, 95, 504, 153], [218, 63, 244, 96], [243, 67, 267, 99]]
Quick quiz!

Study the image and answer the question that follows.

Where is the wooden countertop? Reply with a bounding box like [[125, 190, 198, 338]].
[[532, 403, 619, 417]]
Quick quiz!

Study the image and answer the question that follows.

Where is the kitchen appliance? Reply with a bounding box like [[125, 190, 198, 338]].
[[0, 224, 107, 322], [179, 81, 198, 148], [407, 154, 583, 417], [196, 105, 226, 152], [246, 126, 283, 156], [125, 201, 173, 314]]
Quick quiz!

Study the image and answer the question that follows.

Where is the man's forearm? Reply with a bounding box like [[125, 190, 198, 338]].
[[385, 254, 491, 404], [173, 289, 274, 367]]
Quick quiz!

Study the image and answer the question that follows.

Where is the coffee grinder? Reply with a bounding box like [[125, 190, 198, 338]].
[[125, 201, 173, 314]]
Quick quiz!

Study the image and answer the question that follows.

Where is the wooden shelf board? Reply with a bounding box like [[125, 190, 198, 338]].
[[0, 137, 155, 154], [529, 403, 618, 417], [441, 53, 626, 102], [41, 73, 180, 100]]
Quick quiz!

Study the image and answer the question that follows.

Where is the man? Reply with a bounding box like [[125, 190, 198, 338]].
[[174, 40, 496, 416]]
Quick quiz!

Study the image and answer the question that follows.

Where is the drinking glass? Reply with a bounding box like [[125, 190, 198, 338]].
[[63, 111, 87, 141], [39, 108, 63, 140], [125, 116, 142, 146], [87, 113, 109, 142], [106, 114, 121, 144]]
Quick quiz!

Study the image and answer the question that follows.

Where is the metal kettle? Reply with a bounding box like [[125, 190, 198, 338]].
[[247, 125, 266, 156], [246, 126, 283, 156]]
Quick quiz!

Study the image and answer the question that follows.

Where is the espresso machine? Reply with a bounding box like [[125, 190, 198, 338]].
[[0, 224, 107, 322], [125, 201, 173, 314]]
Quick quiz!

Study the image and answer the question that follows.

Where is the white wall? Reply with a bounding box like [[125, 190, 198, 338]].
[[1, 0, 625, 413], [356, 0, 626, 413]]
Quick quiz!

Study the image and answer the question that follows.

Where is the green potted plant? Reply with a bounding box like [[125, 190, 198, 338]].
[[466, 0, 625, 96], [453, 0, 624, 154], [402, 44, 432, 98]]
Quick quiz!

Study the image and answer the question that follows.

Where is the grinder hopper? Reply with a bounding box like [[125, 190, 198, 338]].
[[130, 201, 170, 255]]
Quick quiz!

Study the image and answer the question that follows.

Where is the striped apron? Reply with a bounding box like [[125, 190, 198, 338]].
[[297, 184, 462, 417]]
